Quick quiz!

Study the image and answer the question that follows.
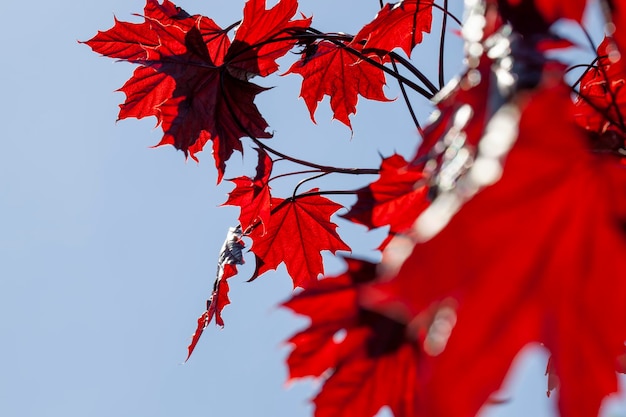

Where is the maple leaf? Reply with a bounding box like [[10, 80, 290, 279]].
[[249, 191, 350, 288], [366, 79, 626, 417], [225, 0, 311, 78], [185, 227, 245, 361], [84, 0, 272, 182], [286, 40, 391, 129], [148, 65, 271, 182], [283, 258, 421, 417], [223, 148, 273, 232], [342, 154, 429, 233], [352, 0, 434, 58]]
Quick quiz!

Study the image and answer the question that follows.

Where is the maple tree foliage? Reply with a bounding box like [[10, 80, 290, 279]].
[[84, 0, 308, 181], [85, 0, 626, 416]]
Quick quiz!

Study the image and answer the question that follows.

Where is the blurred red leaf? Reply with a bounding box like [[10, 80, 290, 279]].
[[520, 0, 586, 23], [498, 0, 587, 33], [249, 191, 350, 288], [368, 79, 626, 417], [283, 258, 421, 417]]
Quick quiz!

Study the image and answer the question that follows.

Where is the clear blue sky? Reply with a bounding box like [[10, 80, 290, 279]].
[[0, 1, 624, 416]]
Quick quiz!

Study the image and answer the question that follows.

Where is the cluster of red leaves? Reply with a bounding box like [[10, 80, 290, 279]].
[[84, 0, 435, 322], [286, 0, 434, 127], [86, 0, 626, 417], [367, 76, 626, 417], [285, 2, 626, 417], [84, 0, 309, 181]]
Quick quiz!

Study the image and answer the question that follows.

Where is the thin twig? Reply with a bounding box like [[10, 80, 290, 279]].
[[269, 169, 324, 183], [388, 51, 439, 94], [292, 172, 331, 198], [391, 59, 425, 136], [438, 0, 449, 89], [251, 138, 380, 175]]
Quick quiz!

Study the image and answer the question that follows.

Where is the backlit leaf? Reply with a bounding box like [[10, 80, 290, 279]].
[[286, 40, 391, 129], [249, 192, 350, 288], [353, 0, 434, 58]]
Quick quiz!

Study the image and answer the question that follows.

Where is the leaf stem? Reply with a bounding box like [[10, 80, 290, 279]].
[[269, 169, 324, 183], [388, 51, 439, 94], [250, 137, 380, 175], [291, 172, 331, 198], [431, 2, 462, 26], [271, 189, 360, 215], [390, 58, 425, 137], [438, 0, 449, 89]]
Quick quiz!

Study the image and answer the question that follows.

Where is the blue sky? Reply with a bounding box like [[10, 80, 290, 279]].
[[0, 1, 624, 416]]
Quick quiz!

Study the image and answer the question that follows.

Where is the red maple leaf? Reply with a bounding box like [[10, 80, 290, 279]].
[[226, 0, 311, 78], [546, 346, 626, 398], [84, 0, 277, 182], [223, 148, 273, 232], [285, 40, 391, 129], [353, 0, 434, 58], [366, 78, 626, 417], [148, 66, 271, 182], [342, 154, 429, 233], [249, 191, 350, 288], [283, 258, 421, 417]]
